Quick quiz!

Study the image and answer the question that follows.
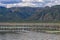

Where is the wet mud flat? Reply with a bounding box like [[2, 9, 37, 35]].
[[0, 31, 59, 40]]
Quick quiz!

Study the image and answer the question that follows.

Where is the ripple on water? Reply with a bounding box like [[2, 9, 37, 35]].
[[0, 31, 59, 40]]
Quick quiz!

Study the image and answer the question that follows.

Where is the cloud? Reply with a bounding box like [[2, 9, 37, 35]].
[[22, 0, 44, 2], [38, 0, 43, 2], [0, 0, 20, 2], [0, 3, 6, 6], [22, 0, 32, 2], [3, 0, 44, 8], [0, 0, 60, 8], [17, 3, 36, 7], [4, 2, 37, 8], [45, 0, 60, 7]]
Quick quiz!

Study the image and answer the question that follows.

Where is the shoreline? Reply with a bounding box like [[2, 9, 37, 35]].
[[0, 23, 60, 25], [0, 23, 60, 34]]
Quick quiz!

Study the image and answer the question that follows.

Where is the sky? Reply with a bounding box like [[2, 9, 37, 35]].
[[0, 0, 60, 8]]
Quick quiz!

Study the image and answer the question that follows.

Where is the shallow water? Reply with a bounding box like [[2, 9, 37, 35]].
[[0, 31, 60, 40]]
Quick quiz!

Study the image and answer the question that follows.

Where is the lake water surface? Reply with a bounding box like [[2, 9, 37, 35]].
[[0, 31, 60, 40]]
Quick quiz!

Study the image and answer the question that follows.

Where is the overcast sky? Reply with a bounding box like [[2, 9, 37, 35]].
[[0, 0, 60, 8]]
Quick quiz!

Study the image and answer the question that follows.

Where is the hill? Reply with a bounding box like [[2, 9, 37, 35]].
[[0, 5, 60, 22]]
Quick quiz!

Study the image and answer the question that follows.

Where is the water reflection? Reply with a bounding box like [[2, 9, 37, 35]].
[[0, 31, 60, 40]]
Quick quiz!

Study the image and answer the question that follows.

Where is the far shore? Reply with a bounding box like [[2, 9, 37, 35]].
[[0, 23, 60, 26]]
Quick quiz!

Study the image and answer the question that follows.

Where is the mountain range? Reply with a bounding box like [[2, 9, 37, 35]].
[[0, 5, 60, 22]]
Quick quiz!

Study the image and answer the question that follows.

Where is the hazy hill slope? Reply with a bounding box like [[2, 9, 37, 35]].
[[0, 5, 60, 22]]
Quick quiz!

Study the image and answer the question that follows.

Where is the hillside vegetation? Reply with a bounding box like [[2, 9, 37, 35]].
[[0, 5, 60, 23]]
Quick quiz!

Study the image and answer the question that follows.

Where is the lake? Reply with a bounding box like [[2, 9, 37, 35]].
[[0, 31, 60, 40]]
